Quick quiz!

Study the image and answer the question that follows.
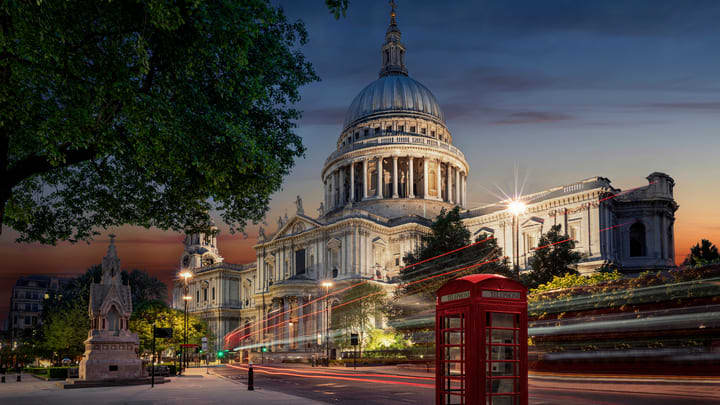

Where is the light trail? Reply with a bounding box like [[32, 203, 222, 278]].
[[247, 364, 435, 380], [598, 181, 656, 203], [228, 364, 435, 388], [229, 237, 498, 347], [225, 236, 496, 346], [228, 180, 649, 348], [224, 280, 367, 345]]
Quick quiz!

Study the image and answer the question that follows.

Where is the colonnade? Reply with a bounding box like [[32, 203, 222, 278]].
[[324, 155, 467, 210]]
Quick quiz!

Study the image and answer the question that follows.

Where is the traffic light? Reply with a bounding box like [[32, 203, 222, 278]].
[[217, 350, 224, 358], [261, 346, 268, 353]]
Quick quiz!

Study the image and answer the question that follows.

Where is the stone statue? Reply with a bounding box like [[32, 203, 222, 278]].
[[78, 235, 142, 381], [295, 195, 304, 215], [317, 202, 324, 216], [258, 226, 266, 242], [277, 216, 284, 229]]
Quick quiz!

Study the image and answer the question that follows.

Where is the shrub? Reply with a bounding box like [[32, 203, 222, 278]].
[[48, 367, 69, 379]]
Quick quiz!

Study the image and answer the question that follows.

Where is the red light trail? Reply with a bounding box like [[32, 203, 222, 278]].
[[225, 236, 496, 346], [227, 364, 434, 388], [227, 181, 647, 349]]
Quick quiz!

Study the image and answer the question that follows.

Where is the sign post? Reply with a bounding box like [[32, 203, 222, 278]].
[[350, 333, 359, 370], [151, 327, 173, 387]]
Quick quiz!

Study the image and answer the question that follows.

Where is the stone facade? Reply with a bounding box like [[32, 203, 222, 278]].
[[79, 236, 143, 380], [175, 5, 678, 360]]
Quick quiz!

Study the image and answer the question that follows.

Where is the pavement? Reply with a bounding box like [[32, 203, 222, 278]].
[[0, 368, 326, 405]]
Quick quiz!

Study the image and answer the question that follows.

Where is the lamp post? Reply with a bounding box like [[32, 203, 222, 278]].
[[179, 270, 193, 375], [321, 281, 333, 366], [508, 200, 527, 278]]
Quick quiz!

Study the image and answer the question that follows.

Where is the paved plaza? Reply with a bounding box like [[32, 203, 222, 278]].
[[0, 367, 323, 405]]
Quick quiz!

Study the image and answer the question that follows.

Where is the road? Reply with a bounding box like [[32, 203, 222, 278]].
[[212, 364, 720, 405]]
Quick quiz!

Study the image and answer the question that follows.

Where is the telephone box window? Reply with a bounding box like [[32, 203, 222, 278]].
[[439, 312, 466, 404], [486, 312, 521, 404]]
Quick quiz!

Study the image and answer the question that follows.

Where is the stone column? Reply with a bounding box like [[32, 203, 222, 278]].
[[297, 296, 304, 345], [339, 166, 345, 206], [435, 159, 442, 200], [331, 171, 337, 209], [455, 167, 460, 205], [408, 156, 415, 198], [423, 157, 428, 198], [362, 159, 369, 200], [377, 156, 383, 198], [349, 162, 355, 204], [392, 156, 399, 198], [463, 174, 467, 207], [447, 163, 453, 203], [283, 298, 289, 350]]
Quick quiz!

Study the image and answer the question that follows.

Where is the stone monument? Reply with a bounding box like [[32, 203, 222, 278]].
[[78, 235, 143, 381]]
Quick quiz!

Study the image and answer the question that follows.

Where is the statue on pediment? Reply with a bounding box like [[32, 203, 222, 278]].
[[295, 195, 304, 215]]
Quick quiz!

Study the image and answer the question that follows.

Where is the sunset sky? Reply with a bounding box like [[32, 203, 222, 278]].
[[2, 0, 720, 323]]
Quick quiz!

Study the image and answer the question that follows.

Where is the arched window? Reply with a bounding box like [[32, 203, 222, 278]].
[[629, 222, 646, 257], [332, 268, 338, 278], [667, 225, 674, 259]]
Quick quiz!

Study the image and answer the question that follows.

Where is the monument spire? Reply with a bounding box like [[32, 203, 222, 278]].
[[101, 233, 121, 285], [379, 0, 408, 77]]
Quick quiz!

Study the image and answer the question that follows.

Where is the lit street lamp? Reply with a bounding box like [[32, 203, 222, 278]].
[[179, 270, 193, 375], [321, 281, 333, 366], [507, 200, 527, 277]]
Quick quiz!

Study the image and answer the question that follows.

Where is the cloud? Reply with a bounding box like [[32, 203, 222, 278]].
[[298, 106, 348, 126], [491, 111, 573, 125], [645, 102, 720, 111]]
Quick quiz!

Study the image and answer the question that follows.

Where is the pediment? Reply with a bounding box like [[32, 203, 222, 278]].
[[372, 237, 387, 247], [271, 215, 320, 241], [521, 217, 545, 228], [327, 238, 341, 250], [474, 226, 495, 236]]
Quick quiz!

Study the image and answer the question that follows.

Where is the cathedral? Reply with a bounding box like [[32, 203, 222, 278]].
[[173, 5, 678, 358]]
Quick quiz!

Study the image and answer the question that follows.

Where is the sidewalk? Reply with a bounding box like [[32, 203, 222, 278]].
[[0, 368, 326, 405]]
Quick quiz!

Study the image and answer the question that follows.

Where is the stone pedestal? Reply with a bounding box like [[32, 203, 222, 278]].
[[79, 329, 144, 380]]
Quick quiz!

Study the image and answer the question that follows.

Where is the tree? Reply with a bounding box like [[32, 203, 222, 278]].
[[683, 239, 720, 267], [523, 225, 583, 289], [123, 269, 168, 308], [40, 301, 89, 363], [331, 283, 387, 354], [129, 300, 211, 358], [1, 0, 325, 243], [399, 207, 512, 300]]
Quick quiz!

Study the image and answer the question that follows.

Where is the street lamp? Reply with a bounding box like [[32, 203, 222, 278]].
[[507, 200, 527, 277], [179, 270, 193, 374], [321, 281, 333, 366]]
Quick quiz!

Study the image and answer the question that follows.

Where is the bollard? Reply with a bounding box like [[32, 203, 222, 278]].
[[1, 374, 5, 383], [17, 373, 21, 382], [247, 364, 254, 391]]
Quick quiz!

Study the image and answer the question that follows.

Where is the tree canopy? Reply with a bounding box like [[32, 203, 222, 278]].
[[1, 0, 320, 243], [523, 224, 583, 289], [683, 239, 720, 267], [129, 300, 211, 356]]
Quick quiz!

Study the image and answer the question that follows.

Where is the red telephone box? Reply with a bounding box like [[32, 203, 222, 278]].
[[435, 274, 528, 405]]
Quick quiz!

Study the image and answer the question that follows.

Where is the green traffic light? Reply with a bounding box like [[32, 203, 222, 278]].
[[261, 346, 268, 352], [217, 351, 224, 358]]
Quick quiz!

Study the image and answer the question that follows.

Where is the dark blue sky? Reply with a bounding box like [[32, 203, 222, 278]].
[[268, 0, 720, 240]]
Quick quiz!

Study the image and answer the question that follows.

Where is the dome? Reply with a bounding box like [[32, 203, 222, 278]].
[[343, 75, 445, 130]]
